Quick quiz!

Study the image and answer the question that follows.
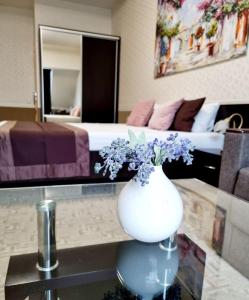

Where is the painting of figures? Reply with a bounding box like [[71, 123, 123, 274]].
[[154, 0, 249, 77]]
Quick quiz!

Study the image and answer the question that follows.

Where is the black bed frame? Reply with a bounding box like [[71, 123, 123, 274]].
[[1, 104, 249, 189]]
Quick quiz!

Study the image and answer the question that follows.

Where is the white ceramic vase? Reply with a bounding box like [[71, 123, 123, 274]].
[[118, 166, 183, 243]]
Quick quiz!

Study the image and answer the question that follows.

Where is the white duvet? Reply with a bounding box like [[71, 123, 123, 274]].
[[69, 123, 224, 154]]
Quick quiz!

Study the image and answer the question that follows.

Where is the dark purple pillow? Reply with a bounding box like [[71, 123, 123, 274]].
[[170, 98, 205, 132]]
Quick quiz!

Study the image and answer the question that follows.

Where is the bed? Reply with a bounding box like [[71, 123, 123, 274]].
[[0, 121, 89, 183], [68, 122, 224, 154], [0, 120, 224, 187], [1, 103, 248, 187]]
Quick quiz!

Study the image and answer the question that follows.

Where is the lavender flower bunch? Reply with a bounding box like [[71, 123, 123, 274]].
[[95, 130, 194, 186]]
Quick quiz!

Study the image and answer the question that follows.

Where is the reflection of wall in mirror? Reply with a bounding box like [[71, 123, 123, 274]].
[[42, 37, 82, 115], [51, 69, 79, 111], [42, 44, 81, 70]]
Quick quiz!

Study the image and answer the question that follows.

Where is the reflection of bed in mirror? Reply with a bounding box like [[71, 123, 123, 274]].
[[40, 26, 120, 124]]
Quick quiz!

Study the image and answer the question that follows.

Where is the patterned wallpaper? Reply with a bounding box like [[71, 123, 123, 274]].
[[0, 6, 35, 107], [112, 0, 249, 111]]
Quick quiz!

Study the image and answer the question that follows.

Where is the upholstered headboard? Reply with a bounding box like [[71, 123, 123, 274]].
[[215, 104, 249, 128]]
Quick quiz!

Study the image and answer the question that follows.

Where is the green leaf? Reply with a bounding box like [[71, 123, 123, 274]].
[[154, 145, 161, 166], [137, 131, 146, 145], [128, 129, 138, 148], [128, 130, 146, 148]]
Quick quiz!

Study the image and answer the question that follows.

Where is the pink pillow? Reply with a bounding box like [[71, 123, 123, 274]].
[[127, 100, 155, 126], [70, 106, 81, 117], [148, 99, 184, 130]]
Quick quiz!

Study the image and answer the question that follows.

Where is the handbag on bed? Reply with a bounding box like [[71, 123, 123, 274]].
[[213, 113, 243, 134]]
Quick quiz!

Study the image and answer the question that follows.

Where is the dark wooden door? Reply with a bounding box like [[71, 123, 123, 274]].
[[82, 37, 119, 123]]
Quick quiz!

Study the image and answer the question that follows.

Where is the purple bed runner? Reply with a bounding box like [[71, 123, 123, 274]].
[[0, 121, 90, 182]]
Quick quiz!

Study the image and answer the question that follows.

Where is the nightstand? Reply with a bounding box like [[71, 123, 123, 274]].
[[193, 149, 222, 187]]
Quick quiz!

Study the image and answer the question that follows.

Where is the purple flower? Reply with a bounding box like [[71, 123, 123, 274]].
[[95, 131, 194, 186]]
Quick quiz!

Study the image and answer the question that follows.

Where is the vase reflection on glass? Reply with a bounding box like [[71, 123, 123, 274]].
[[36, 289, 59, 300], [117, 240, 179, 300], [118, 166, 183, 243]]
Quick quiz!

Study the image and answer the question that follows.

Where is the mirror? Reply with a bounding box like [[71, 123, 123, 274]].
[[40, 28, 82, 123]]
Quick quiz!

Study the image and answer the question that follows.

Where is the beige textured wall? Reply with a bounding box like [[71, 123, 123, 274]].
[[34, 0, 112, 34], [112, 0, 249, 111], [0, 5, 35, 108]]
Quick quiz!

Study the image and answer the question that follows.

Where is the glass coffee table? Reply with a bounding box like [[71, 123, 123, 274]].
[[1, 179, 249, 299]]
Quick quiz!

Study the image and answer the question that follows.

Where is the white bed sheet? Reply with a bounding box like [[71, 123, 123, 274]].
[[69, 123, 225, 154], [0, 121, 7, 127]]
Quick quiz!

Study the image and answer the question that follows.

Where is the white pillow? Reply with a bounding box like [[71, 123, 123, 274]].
[[191, 103, 220, 132]]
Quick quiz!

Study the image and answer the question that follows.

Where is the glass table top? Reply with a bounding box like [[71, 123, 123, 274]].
[[0, 179, 249, 299]]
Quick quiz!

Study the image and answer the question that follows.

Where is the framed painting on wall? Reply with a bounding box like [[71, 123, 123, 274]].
[[154, 0, 249, 78]]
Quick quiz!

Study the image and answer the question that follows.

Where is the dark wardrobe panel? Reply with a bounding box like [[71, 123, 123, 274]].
[[43, 69, 52, 114], [82, 37, 118, 123]]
